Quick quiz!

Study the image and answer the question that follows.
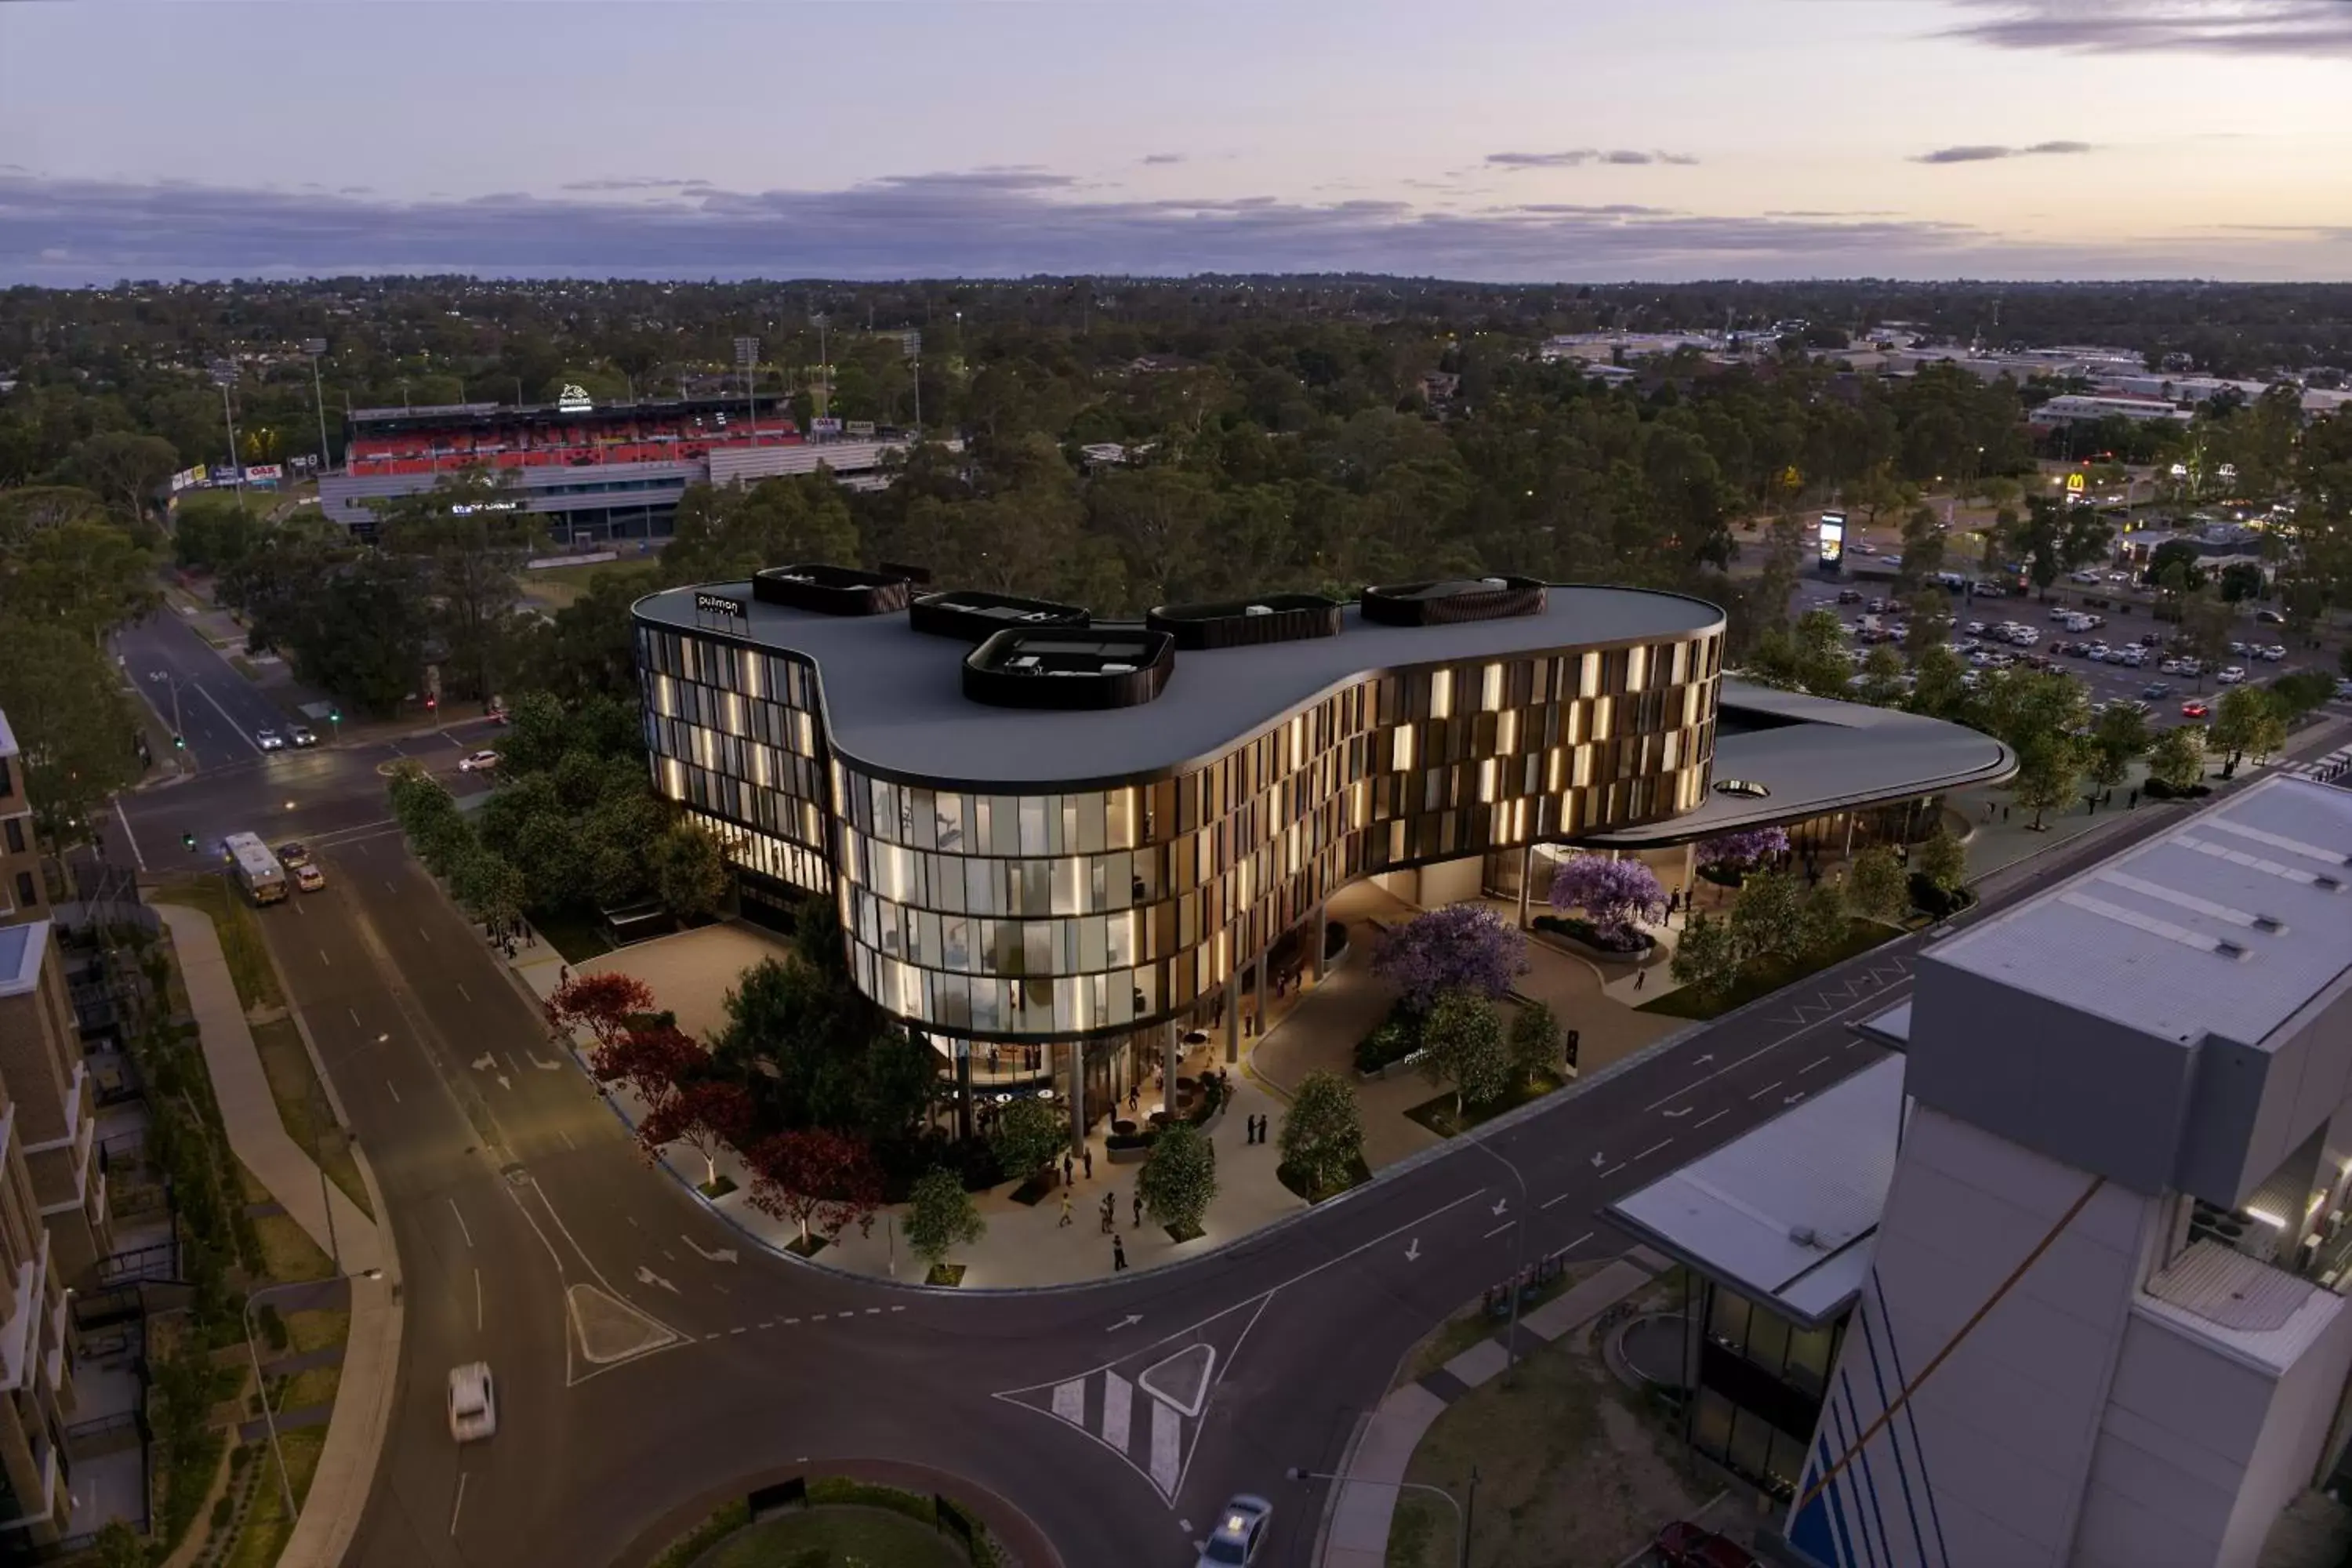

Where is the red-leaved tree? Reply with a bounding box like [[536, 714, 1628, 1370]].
[[546, 971, 658, 1062], [746, 1130, 884, 1250], [637, 1078, 755, 1193], [597, 1020, 706, 1107]]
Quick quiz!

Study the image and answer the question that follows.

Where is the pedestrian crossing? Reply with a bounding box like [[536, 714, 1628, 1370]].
[[996, 1292, 1269, 1504], [2285, 748, 2351, 787]]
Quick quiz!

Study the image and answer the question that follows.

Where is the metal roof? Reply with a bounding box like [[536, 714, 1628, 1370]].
[[1606, 1055, 1906, 1326], [2139, 1239, 2348, 1376], [1925, 775, 2352, 1051]]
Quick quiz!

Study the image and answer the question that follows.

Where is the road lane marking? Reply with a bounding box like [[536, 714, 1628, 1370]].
[[558, 1129, 575, 1150], [1801, 1056, 1829, 1073], [456, 982, 470, 1003], [1540, 1191, 1575, 1209], [1483, 1222, 1512, 1239], [1149, 1401, 1181, 1497], [474, 1269, 482, 1330], [448, 1199, 473, 1247], [1634, 1138, 1673, 1161], [1563, 1230, 1594, 1254], [1694, 1109, 1728, 1131], [1748, 1080, 1783, 1101], [114, 800, 147, 871], [385, 1081, 400, 1104], [866, 1307, 881, 1315], [1599, 1163, 1625, 1178], [348, 1008, 361, 1026], [318, 949, 330, 967], [191, 681, 260, 753], [386, 880, 398, 895], [419, 925, 431, 943], [449, 1472, 467, 1536], [730, 1327, 745, 1334], [1102, 1372, 1134, 1452], [1639, 980, 1910, 1112]]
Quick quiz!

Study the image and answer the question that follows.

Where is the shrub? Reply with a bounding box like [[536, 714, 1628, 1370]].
[[1353, 1006, 1424, 1074], [1278, 1071, 1364, 1200], [1531, 913, 1652, 954], [1138, 1123, 1218, 1237]]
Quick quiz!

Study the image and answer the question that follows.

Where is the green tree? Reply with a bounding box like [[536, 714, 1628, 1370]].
[[1730, 870, 1806, 966], [987, 1094, 1065, 1185], [2210, 686, 2285, 768], [2179, 590, 2236, 687], [2086, 702, 2151, 792], [1506, 1000, 1561, 1087], [1668, 910, 1744, 1007], [89, 1519, 147, 1568], [652, 818, 731, 920], [2269, 670, 2336, 720], [0, 620, 141, 850], [2, 517, 161, 641], [1277, 1071, 1364, 1200], [58, 430, 181, 526], [1845, 845, 1909, 924], [2147, 725, 2207, 793], [375, 471, 535, 702], [1417, 990, 1512, 1118], [451, 847, 527, 930], [902, 1167, 985, 1280], [1857, 644, 1906, 706], [1907, 642, 1969, 720], [1798, 880, 1848, 956], [662, 476, 860, 585], [2011, 733, 2084, 829], [1915, 826, 1968, 896], [1138, 1121, 1218, 1236]]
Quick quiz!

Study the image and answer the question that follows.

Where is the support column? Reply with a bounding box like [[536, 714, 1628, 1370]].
[[1515, 844, 1534, 931], [1163, 1021, 1180, 1121], [955, 1042, 974, 1143], [1254, 949, 1269, 1037], [1225, 971, 1240, 1064], [1311, 898, 1329, 982], [1069, 1041, 1087, 1151], [1680, 840, 1697, 901], [1843, 813, 1857, 859]]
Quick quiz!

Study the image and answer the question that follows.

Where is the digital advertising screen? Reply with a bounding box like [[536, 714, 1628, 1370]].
[[1818, 512, 1846, 564]]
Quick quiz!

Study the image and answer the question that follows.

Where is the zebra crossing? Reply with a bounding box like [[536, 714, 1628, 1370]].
[[2285, 746, 2351, 788], [996, 1292, 1270, 1504]]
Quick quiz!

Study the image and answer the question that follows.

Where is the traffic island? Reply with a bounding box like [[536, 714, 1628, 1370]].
[[628, 1468, 1053, 1568]]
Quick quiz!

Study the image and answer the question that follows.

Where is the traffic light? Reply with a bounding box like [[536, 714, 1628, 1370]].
[[328, 708, 341, 724], [172, 734, 186, 750], [181, 832, 198, 851], [425, 695, 437, 711]]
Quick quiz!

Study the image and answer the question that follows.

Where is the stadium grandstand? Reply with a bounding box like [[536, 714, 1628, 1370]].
[[318, 390, 914, 544]]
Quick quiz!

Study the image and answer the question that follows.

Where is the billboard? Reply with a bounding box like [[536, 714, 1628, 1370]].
[[1817, 511, 1846, 565]]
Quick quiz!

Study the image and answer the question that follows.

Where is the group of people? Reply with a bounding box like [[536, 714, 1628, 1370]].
[[1055, 1157, 1142, 1272]]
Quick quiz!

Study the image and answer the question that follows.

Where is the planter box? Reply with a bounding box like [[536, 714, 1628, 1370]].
[[1359, 1049, 1428, 1083], [1532, 927, 1654, 966], [1107, 1144, 1150, 1165]]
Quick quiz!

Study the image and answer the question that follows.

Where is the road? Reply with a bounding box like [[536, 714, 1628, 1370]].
[[198, 740, 2308, 1568], [112, 608, 293, 768]]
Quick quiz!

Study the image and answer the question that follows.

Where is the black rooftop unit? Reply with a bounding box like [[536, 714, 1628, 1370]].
[[751, 563, 910, 616], [1146, 593, 1344, 651], [910, 589, 1091, 642], [1360, 575, 1548, 627], [963, 628, 1175, 711]]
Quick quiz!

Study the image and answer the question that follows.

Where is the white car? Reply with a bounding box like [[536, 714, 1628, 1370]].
[[2259, 644, 2286, 662], [1199, 1494, 1272, 1566], [2071, 570, 2100, 584], [2107, 572, 2131, 583], [457, 750, 500, 774], [256, 728, 285, 752], [448, 1363, 496, 1443], [2217, 666, 2247, 685]]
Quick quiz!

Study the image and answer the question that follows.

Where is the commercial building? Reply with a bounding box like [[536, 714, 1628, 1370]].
[[2032, 394, 2195, 428], [633, 567, 2009, 1128], [314, 394, 913, 544], [1613, 774, 2352, 1568], [0, 715, 93, 1549]]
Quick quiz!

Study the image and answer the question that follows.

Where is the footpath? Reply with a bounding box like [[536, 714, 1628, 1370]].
[[156, 904, 401, 1568]]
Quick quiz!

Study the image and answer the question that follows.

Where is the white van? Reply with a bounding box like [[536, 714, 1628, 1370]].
[[448, 1363, 497, 1443]]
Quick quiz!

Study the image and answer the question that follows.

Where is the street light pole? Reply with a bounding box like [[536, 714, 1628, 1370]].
[[211, 362, 246, 514], [244, 1282, 308, 1524], [1286, 1468, 1470, 1568], [305, 339, 332, 476]]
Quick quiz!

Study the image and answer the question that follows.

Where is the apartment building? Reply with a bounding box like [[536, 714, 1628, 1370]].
[[1614, 774, 2352, 1568], [0, 718, 41, 926]]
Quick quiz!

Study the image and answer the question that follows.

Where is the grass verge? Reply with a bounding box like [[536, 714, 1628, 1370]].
[[1398, 1260, 1606, 1385], [224, 1426, 327, 1568], [249, 1203, 336, 1284], [251, 1017, 374, 1218], [150, 877, 285, 1012], [691, 1505, 970, 1568], [1636, 918, 1900, 1021]]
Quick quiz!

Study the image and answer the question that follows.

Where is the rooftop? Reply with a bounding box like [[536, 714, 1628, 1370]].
[[1606, 1055, 1906, 1327], [637, 579, 1724, 790], [1925, 775, 2352, 1051], [0, 706, 16, 760]]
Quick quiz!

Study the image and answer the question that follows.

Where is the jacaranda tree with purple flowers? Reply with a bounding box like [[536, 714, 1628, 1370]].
[[1698, 826, 1789, 873], [1548, 854, 1666, 943], [1373, 904, 1526, 1014]]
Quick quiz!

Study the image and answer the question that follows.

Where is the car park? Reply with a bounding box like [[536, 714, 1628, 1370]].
[[458, 750, 501, 773], [1199, 1494, 1273, 1565], [1835, 589, 1864, 605], [2259, 644, 2286, 662], [2229, 641, 2248, 655], [448, 1363, 497, 1443], [2182, 699, 2210, 719], [256, 728, 285, 752], [1654, 1521, 1763, 1568], [2142, 682, 2172, 700]]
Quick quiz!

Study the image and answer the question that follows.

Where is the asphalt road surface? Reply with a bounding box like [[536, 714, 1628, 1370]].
[[183, 733, 2332, 1568], [112, 608, 293, 768]]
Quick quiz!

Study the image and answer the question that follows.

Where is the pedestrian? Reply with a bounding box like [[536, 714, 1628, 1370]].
[[559, 964, 571, 987], [1112, 1233, 1128, 1272], [1062, 1151, 1074, 1186], [1133, 1191, 1143, 1227], [1634, 966, 1647, 992], [1127, 1083, 1139, 1113], [1566, 1029, 1581, 1069], [1082, 1146, 1093, 1180], [2002, 804, 2011, 822], [1100, 1193, 1114, 1234], [1058, 1189, 1073, 1228]]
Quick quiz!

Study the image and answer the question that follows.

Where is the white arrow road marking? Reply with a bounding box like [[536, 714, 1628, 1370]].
[[1662, 1106, 1692, 1118], [1693, 1053, 1715, 1066], [1490, 1196, 1508, 1217], [1590, 1152, 1606, 1168], [530, 1053, 564, 1071], [1404, 1237, 1421, 1261], [471, 1054, 495, 1073], [633, 1265, 679, 1294], [1784, 1092, 1807, 1105], [1107, 1313, 1143, 1332], [684, 1238, 739, 1264]]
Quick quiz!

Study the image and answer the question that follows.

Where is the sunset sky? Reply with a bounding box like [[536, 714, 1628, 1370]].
[[2, 0, 2346, 282]]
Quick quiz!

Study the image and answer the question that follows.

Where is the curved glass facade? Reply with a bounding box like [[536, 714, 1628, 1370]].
[[639, 614, 1722, 1043]]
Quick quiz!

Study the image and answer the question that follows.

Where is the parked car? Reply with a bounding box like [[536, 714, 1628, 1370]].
[[2217, 666, 2247, 685], [2142, 683, 2172, 700], [1653, 1522, 1762, 1568], [458, 750, 501, 773], [2256, 608, 2285, 624], [255, 728, 285, 752], [2182, 699, 2210, 719], [448, 1363, 497, 1443], [1835, 589, 1864, 605], [2071, 569, 2101, 584], [1964, 621, 1987, 636], [1198, 1495, 1272, 1566], [2258, 644, 2286, 662]]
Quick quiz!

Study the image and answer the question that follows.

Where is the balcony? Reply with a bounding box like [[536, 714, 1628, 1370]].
[[0, 1435, 60, 1534], [0, 1224, 51, 1395]]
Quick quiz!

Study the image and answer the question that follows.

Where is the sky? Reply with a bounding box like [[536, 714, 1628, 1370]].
[[2, 0, 2348, 284]]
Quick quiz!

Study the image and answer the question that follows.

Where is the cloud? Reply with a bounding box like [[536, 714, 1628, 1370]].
[[1939, 0, 2352, 56], [1913, 140, 2096, 163], [1485, 148, 1700, 169], [1140, 153, 1187, 166], [0, 165, 2341, 284], [557, 176, 712, 193]]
